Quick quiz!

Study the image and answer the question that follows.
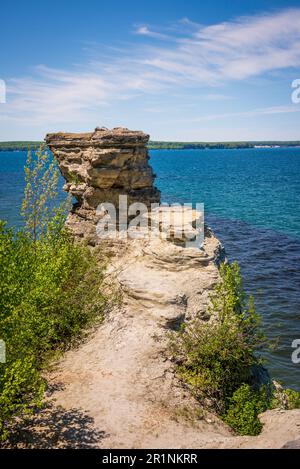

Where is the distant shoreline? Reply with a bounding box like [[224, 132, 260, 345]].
[[0, 140, 300, 151]]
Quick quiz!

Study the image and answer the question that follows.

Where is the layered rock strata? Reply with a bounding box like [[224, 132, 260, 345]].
[[142, 205, 204, 246], [45, 127, 160, 244]]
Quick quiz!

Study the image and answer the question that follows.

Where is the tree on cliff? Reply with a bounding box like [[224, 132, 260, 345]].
[[21, 146, 60, 242]]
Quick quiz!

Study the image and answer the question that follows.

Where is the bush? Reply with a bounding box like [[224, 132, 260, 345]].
[[223, 384, 269, 435], [271, 387, 300, 410], [174, 318, 260, 413], [170, 261, 282, 434], [0, 146, 112, 439], [21, 146, 60, 242], [170, 262, 300, 435], [284, 389, 300, 409], [171, 262, 265, 414], [0, 221, 108, 440]]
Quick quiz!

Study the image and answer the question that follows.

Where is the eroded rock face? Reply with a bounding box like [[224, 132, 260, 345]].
[[45, 127, 160, 244]]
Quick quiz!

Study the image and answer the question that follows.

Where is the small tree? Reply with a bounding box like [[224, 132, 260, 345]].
[[21, 146, 60, 242]]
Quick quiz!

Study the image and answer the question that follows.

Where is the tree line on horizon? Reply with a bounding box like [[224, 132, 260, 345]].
[[1, 140, 300, 152]]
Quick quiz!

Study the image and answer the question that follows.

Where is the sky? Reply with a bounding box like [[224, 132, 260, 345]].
[[1, 0, 300, 141]]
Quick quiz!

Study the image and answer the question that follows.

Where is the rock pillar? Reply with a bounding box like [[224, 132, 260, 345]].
[[45, 127, 160, 244]]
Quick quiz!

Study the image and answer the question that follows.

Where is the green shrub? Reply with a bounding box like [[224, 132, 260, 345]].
[[21, 146, 60, 242], [284, 389, 300, 409], [271, 387, 300, 410], [223, 384, 269, 435], [0, 221, 108, 440], [170, 262, 300, 435], [171, 262, 265, 414], [170, 261, 283, 435], [174, 318, 260, 413], [0, 357, 45, 441], [0, 147, 109, 440]]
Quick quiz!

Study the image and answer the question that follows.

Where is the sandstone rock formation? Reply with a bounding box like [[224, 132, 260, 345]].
[[45, 127, 160, 244]]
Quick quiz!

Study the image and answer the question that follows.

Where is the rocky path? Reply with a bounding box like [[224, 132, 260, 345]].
[[44, 233, 229, 448]]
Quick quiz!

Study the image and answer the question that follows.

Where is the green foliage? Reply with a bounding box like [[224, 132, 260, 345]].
[[21, 146, 60, 241], [169, 261, 285, 436], [171, 261, 300, 435], [0, 220, 108, 439], [171, 262, 264, 414], [223, 384, 270, 436], [284, 389, 300, 409], [0, 141, 43, 152], [0, 357, 45, 441], [0, 147, 109, 440], [271, 387, 300, 410]]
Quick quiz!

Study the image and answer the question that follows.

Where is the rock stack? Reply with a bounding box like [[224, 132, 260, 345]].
[[45, 127, 160, 244]]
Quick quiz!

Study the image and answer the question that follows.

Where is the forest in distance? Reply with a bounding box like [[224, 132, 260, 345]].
[[1, 140, 300, 152]]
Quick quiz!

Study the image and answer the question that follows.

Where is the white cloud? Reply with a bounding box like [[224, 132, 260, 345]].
[[144, 8, 300, 82], [1, 8, 300, 137], [155, 105, 300, 125], [201, 93, 233, 101], [135, 26, 171, 40]]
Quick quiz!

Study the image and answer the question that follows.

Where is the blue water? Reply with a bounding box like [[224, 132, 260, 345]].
[[151, 148, 300, 238], [1, 148, 300, 390]]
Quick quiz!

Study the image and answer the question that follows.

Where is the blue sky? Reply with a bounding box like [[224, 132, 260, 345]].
[[1, 0, 300, 141]]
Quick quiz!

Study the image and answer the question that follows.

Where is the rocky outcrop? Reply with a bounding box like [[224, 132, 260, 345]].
[[45, 127, 160, 244]]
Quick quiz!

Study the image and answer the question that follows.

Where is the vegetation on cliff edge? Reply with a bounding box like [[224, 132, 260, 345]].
[[0, 148, 109, 441], [170, 262, 300, 435]]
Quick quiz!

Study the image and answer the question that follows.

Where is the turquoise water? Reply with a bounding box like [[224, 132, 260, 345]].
[[150, 148, 300, 239], [1, 148, 300, 390]]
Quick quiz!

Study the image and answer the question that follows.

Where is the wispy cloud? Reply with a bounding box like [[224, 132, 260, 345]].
[[134, 25, 171, 40], [202, 93, 233, 101], [143, 8, 300, 82], [1, 8, 300, 135], [162, 105, 300, 125]]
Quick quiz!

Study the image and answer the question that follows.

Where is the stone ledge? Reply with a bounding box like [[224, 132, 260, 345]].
[[45, 127, 149, 148]]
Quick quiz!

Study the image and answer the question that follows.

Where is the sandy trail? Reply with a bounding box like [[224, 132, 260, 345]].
[[45, 234, 229, 448]]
